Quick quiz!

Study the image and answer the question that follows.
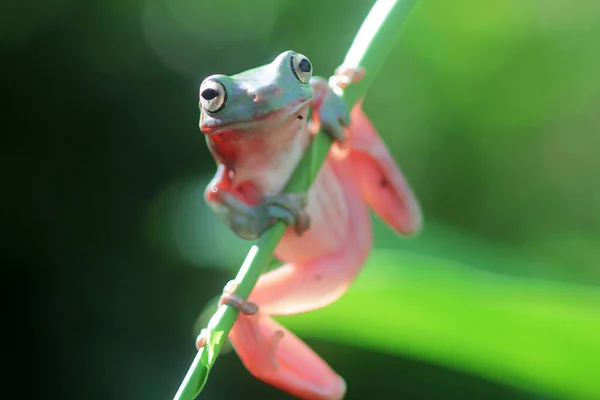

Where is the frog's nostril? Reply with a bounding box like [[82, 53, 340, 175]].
[[201, 88, 219, 101]]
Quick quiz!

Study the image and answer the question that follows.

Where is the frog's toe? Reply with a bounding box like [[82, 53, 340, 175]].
[[220, 291, 259, 315], [330, 66, 366, 90], [195, 328, 208, 350], [265, 193, 310, 236], [285, 193, 310, 235], [293, 201, 311, 235]]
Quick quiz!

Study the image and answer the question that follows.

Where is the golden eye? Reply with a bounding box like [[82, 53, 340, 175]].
[[199, 80, 227, 113], [290, 53, 312, 84]]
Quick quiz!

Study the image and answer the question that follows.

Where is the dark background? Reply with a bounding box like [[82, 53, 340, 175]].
[[3, 0, 599, 399]]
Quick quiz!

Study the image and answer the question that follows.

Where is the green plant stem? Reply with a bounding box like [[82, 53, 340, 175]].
[[172, 1, 418, 399]]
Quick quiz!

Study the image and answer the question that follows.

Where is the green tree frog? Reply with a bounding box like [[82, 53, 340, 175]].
[[197, 51, 422, 399]]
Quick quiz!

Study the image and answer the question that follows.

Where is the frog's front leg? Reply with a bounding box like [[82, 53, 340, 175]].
[[309, 66, 366, 143], [309, 77, 349, 143], [206, 184, 310, 240]]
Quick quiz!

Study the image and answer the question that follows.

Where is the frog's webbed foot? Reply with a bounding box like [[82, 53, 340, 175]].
[[217, 280, 284, 373], [310, 66, 366, 144], [263, 192, 310, 236], [195, 280, 258, 351], [195, 281, 258, 350], [215, 191, 309, 239]]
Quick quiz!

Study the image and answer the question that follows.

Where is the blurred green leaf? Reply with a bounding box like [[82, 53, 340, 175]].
[[280, 249, 600, 399]]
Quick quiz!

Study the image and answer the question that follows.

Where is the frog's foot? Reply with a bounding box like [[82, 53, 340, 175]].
[[329, 65, 366, 91], [195, 280, 259, 350], [215, 191, 309, 239], [229, 313, 346, 399], [263, 192, 310, 236], [219, 280, 259, 315]]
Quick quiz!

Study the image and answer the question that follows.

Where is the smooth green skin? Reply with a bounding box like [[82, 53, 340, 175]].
[[173, 1, 418, 399], [200, 51, 313, 131], [199, 50, 315, 240], [199, 50, 350, 241]]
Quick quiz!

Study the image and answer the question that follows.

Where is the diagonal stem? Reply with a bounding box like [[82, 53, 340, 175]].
[[172, 1, 419, 398]]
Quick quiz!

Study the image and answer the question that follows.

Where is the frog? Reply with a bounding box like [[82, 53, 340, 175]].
[[197, 50, 422, 399]]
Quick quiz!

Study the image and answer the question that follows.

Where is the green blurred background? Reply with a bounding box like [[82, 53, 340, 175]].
[[3, 0, 600, 399]]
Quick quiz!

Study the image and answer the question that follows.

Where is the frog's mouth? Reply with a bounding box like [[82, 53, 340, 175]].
[[200, 101, 309, 135]]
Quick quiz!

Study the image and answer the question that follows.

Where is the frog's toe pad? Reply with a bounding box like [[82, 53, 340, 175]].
[[287, 193, 310, 235], [330, 66, 366, 90], [195, 329, 208, 350], [265, 193, 310, 236]]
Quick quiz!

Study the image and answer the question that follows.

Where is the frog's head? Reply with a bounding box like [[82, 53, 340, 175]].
[[199, 51, 315, 135]]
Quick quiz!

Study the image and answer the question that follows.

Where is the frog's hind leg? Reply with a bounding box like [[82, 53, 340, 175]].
[[248, 243, 371, 316], [229, 313, 346, 400], [347, 102, 422, 235], [247, 174, 373, 316]]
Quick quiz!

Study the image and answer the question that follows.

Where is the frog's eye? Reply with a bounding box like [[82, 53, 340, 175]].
[[200, 80, 227, 113], [290, 53, 312, 84]]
